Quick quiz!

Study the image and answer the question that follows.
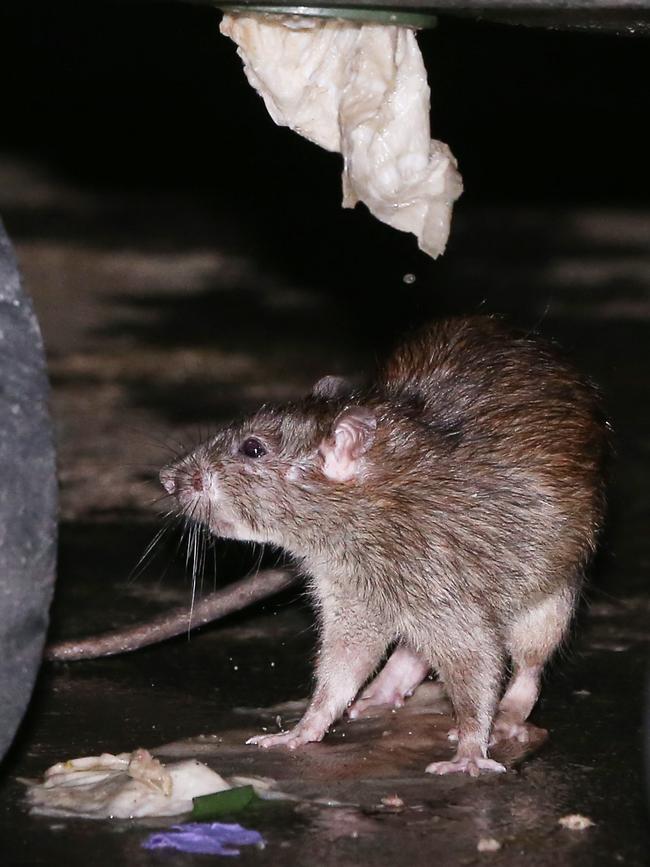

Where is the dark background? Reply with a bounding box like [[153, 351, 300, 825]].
[[1, 1, 648, 197], [1, 1, 649, 351]]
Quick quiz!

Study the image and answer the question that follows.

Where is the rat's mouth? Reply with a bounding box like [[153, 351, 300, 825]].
[[207, 516, 237, 539], [174, 496, 236, 540], [177, 492, 235, 538], [161, 462, 242, 541]]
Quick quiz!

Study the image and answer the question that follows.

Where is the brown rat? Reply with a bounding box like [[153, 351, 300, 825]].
[[157, 315, 608, 776]]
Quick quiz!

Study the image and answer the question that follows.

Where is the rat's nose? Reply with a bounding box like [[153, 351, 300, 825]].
[[159, 466, 176, 495]]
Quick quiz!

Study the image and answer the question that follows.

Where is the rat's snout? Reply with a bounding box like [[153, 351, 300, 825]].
[[159, 459, 208, 497], [158, 454, 236, 539], [159, 465, 177, 495]]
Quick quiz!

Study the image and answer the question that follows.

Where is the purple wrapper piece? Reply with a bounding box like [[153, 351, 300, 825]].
[[142, 822, 265, 856]]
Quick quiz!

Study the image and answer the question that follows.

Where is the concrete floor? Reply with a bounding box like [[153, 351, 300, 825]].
[[0, 5, 649, 864], [0, 158, 647, 865]]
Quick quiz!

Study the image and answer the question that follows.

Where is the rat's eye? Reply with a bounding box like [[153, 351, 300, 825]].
[[239, 437, 267, 459]]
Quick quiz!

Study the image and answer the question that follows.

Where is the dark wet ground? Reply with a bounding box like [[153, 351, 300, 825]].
[[0, 3, 649, 864]]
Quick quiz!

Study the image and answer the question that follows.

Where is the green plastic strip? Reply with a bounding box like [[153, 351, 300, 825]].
[[218, 5, 438, 26], [191, 785, 257, 820]]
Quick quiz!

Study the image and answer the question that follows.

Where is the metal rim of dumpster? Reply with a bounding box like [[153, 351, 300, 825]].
[[212, 0, 650, 33], [218, 4, 439, 24]]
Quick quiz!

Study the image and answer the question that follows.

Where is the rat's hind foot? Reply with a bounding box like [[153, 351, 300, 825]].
[[347, 645, 431, 719], [348, 683, 408, 718], [425, 756, 506, 777], [246, 724, 324, 750], [489, 716, 532, 746]]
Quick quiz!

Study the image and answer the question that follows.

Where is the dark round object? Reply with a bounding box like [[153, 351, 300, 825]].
[[0, 220, 57, 763]]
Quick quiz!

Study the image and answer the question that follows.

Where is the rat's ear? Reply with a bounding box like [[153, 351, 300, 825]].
[[319, 406, 376, 482], [311, 375, 352, 401]]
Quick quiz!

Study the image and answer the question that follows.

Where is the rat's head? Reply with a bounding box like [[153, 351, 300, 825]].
[[159, 376, 378, 547]]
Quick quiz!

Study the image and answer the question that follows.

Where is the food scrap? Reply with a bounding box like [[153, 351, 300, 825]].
[[477, 837, 502, 852], [23, 749, 243, 819], [558, 813, 595, 831], [380, 794, 405, 810]]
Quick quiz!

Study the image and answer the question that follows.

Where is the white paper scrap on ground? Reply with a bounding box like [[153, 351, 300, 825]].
[[22, 749, 230, 819], [220, 14, 463, 258]]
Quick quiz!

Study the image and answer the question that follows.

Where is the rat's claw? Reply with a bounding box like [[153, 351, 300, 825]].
[[425, 756, 506, 777], [246, 726, 322, 750]]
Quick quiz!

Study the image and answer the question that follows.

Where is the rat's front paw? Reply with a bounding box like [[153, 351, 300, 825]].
[[425, 756, 506, 777], [246, 725, 324, 750]]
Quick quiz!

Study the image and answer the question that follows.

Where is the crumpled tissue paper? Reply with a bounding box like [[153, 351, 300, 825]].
[[221, 14, 462, 258]]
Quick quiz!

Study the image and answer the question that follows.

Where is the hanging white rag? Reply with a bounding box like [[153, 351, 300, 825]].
[[220, 14, 463, 258]]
